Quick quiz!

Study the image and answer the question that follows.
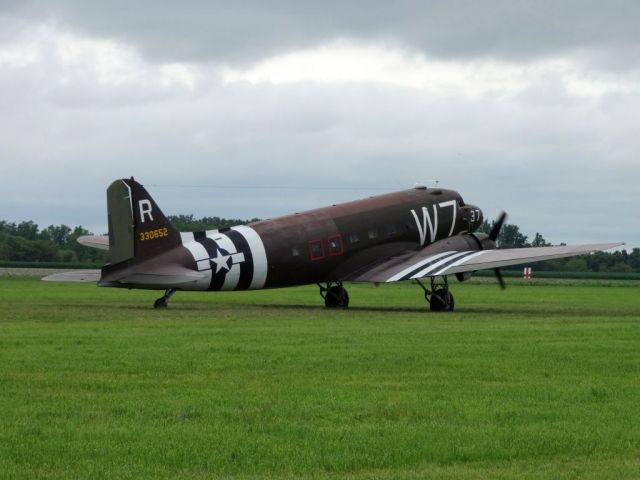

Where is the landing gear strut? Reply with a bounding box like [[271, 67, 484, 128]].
[[153, 288, 176, 309], [318, 281, 349, 308], [416, 276, 455, 312]]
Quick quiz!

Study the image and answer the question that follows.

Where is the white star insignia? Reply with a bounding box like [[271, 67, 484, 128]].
[[210, 249, 231, 273]]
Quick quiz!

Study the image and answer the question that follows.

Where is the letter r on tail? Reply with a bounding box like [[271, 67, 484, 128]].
[[139, 199, 154, 223]]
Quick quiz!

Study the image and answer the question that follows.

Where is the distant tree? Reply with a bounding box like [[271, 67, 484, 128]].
[[0, 219, 108, 264], [0, 234, 9, 260], [563, 257, 588, 272], [4, 236, 58, 262], [41, 224, 72, 248], [607, 261, 633, 273], [167, 215, 260, 232], [476, 220, 529, 248], [533, 257, 566, 271], [497, 224, 529, 248], [58, 249, 75, 263], [478, 219, 491, 235], [16, 221, 39, 240], [586, 251, 611, 272], [628, 248, 640, 270], [531, 232, 550, 247], [0, 221, 17, 235]]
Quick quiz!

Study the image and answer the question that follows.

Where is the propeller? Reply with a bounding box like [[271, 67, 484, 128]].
[[489, 211, 507, 290], [494, 267, 506, 290], [489, 211, 507, 242]]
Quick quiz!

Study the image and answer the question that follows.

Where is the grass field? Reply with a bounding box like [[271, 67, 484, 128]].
[[1, 275, 639, 479]]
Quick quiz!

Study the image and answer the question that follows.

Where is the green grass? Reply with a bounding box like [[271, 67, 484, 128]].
[[0, 277, 639, 479]]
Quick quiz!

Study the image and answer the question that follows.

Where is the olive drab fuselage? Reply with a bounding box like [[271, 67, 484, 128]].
[[155, 187, 484, 292], [251, 188, 483, 289], [99, 181, 483, 292]]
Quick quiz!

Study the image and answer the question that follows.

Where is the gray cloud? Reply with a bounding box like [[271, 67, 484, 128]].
[[3, 0, 640, 70], [2, 69, 637, 244]]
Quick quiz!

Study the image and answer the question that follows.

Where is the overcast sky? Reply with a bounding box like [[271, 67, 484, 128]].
[[1, 1, 638, 247]]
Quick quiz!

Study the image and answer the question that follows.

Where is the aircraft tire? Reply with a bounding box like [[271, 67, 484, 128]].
[[430, 289, 454, 312], [325, 285, 349, 308], [154, 297, 168, 309]]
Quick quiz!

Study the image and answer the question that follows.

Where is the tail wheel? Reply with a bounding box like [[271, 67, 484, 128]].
[[153, 298, 168, 309], [153, 288, 176, 309], [430, 288, 454, 312], [325, 285, 350, 308]]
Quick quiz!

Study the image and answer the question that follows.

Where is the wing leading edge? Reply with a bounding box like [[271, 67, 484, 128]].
[[351, 243, 624, 283]]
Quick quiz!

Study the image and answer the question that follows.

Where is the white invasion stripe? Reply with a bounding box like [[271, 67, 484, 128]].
[[207, 230, 237, 254], [222, 264, 241, 290], [410, 251, 471, 279], [219, 249, 246, 291], [180, 232, 194, 243], [197, 259, 210, 270], [179, 232, 212, 290], [431, 251, 486, 276], [183, 233, 211, 264], [232, 225, 268, 289], [210, 231, 241, 291], [387, 251, 456, 282]]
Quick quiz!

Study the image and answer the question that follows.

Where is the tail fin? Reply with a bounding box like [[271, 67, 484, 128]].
[[106, 178, 181, 263]]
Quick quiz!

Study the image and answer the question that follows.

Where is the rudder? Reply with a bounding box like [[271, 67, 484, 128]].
[[106, 178, 181, 263]]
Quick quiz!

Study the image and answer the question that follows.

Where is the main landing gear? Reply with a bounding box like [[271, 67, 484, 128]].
[[318, 281, 350, 308], [317, 279, 453, 311], [416, 276, 455, 312], [153, 288, 176, 309]]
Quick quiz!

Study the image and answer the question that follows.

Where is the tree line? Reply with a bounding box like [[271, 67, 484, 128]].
[[1, 216, 637, 273], [166, 214, 259, 232], [0, 216, 254, 265], [0, 221, 107, 264]]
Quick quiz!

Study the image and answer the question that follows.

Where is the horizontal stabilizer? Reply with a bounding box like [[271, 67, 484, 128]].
[[99, 265, 207, 287], [42, 270, 101, 282], [78, 235, 110, 251]]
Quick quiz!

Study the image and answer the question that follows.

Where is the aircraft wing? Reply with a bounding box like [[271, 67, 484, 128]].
[[78, 235, 109, 250], [102, 268, 207, 286], [351, 243, 623, 283]]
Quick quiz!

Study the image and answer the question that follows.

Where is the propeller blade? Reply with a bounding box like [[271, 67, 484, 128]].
[[489, 211, 508, 242], [494, 268, 506, 290]]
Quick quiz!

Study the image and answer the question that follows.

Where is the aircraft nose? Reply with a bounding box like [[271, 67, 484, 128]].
[[465, 204, 483, 230]]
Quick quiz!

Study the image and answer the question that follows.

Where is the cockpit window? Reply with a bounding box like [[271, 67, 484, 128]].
[[457, 196, 465, 207]]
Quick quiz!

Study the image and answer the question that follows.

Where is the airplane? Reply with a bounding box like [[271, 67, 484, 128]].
[[44, 178, 622, 311]]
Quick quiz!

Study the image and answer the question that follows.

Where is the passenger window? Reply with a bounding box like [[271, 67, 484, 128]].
[[349, 233, 360, 243], [386, 224, 397, 236], [292, 248, 300, 257], [328, 234, 344, 256], [308, 240, 324, 261], [368, 229, 378, 240]]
